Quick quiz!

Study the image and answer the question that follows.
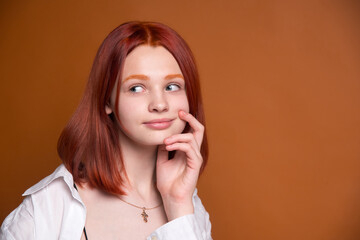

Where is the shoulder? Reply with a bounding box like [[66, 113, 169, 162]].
[[0, 196, 34, 239], [21, 164, 83, 213], [0, 165, 85, 239], [22, 164, 75, 197], [20, 164, 83, 213]]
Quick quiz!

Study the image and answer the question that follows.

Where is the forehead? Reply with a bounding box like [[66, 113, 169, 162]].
[[122, 45, 182, 78]]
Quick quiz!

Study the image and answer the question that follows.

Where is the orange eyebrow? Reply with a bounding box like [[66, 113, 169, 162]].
[[123, 74, 184, 82], [165, 74, 184, 80], [124, 74, 149, 82]]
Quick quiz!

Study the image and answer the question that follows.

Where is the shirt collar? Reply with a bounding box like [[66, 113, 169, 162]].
[[22, 164, 84, 205]]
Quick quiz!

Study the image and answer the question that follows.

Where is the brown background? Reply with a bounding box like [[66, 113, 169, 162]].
[[1, 0, 360, 239]]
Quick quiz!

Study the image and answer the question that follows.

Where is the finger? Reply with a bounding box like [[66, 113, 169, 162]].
[[178, 111, 204, 146], [156, 145, 169, 166], [165, 133, 202, 157], [165, 143, 202, 169], [164, 133, 199, 152]]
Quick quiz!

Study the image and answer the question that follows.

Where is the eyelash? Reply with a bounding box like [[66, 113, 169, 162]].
[[166, 83, 181, 91], [129, 85, 145, 93], [128, 83, 183, 93]]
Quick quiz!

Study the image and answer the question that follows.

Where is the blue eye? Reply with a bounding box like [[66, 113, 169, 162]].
[[166, 84, 180, 91], [130, 86, 144, 93]]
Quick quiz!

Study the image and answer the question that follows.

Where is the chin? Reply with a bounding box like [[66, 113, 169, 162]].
[[143, 130, 182, 146]]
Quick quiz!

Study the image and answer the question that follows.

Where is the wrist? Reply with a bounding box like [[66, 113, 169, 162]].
[[162, 196, 194, 221]]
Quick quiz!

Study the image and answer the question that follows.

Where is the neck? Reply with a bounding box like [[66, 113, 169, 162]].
[[118, 131, 160, 202]]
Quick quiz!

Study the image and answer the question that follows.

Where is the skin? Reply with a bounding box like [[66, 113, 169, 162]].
[[78, 45, 204, 239]]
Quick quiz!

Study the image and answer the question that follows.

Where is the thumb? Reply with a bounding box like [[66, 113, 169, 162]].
[[156, 145, 169, 166]]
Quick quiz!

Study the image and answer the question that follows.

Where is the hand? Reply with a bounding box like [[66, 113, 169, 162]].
[[156, 110, 204, 221]]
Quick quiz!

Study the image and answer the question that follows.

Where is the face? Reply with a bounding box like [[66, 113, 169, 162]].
[[107, 45, 189, 146]]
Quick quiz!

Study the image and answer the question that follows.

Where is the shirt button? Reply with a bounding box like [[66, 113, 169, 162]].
[[151, 236, 158, 240]]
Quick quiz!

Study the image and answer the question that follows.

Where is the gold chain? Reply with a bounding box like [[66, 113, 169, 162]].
[[118, 197, 162, 223], [118, 197, 163, 210]]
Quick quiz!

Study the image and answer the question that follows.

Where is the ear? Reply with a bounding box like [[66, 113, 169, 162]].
[[105, 104, 113, 115]]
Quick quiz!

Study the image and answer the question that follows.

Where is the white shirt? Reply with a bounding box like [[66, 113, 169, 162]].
[[0, 165, 212, 240]]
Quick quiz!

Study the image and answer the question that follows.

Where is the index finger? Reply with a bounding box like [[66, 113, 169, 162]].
[[178, 110, 204, 147]]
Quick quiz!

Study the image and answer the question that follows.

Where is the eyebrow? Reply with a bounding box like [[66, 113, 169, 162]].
[[164, 74, 184, 80], [124, 74, 149, 82], [123, 73, 184, 82]]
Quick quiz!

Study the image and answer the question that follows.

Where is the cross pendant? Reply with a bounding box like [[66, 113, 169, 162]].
[[141, 208, 149, 223]]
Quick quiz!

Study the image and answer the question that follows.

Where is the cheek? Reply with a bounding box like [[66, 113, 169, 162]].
[[173, 95, 189, 133], [117, 97, 144, 126], [174, 94, 190, 112], [118, 94, 146, 111]]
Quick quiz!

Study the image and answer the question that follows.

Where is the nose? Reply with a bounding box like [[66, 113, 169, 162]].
[[148, 91, 168, 113]]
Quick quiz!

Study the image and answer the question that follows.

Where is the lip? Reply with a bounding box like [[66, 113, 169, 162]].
[[143, 118, 175, 130]]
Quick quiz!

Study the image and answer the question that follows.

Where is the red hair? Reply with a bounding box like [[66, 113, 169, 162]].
[[57, 21, 208, 195]]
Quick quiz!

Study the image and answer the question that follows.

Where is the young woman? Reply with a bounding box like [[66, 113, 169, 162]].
[[0, 21, 211, 240]]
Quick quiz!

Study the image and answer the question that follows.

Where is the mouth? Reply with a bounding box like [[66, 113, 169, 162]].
[[143, 118, 175, 130]]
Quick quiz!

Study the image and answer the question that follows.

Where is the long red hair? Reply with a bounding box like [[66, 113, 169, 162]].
[[57, 21, 208, 195]]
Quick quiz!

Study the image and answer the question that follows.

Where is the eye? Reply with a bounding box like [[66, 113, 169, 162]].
[[129, 85, 145, 93], [165, 84, 181, 92]]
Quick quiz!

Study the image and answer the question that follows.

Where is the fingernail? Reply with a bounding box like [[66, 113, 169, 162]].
[[179, 110, 187, 116]]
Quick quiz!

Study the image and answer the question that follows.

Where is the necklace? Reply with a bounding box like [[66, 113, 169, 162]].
[[118, 197, 162, 223]]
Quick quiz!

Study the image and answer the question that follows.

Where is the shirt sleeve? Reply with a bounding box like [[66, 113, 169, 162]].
[[0, 196, 35, 240], [147, 192, 212, 240]]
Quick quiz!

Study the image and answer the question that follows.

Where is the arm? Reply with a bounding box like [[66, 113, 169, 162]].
[[0, 197, 35, 240], [154, 110, 212, 239]]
